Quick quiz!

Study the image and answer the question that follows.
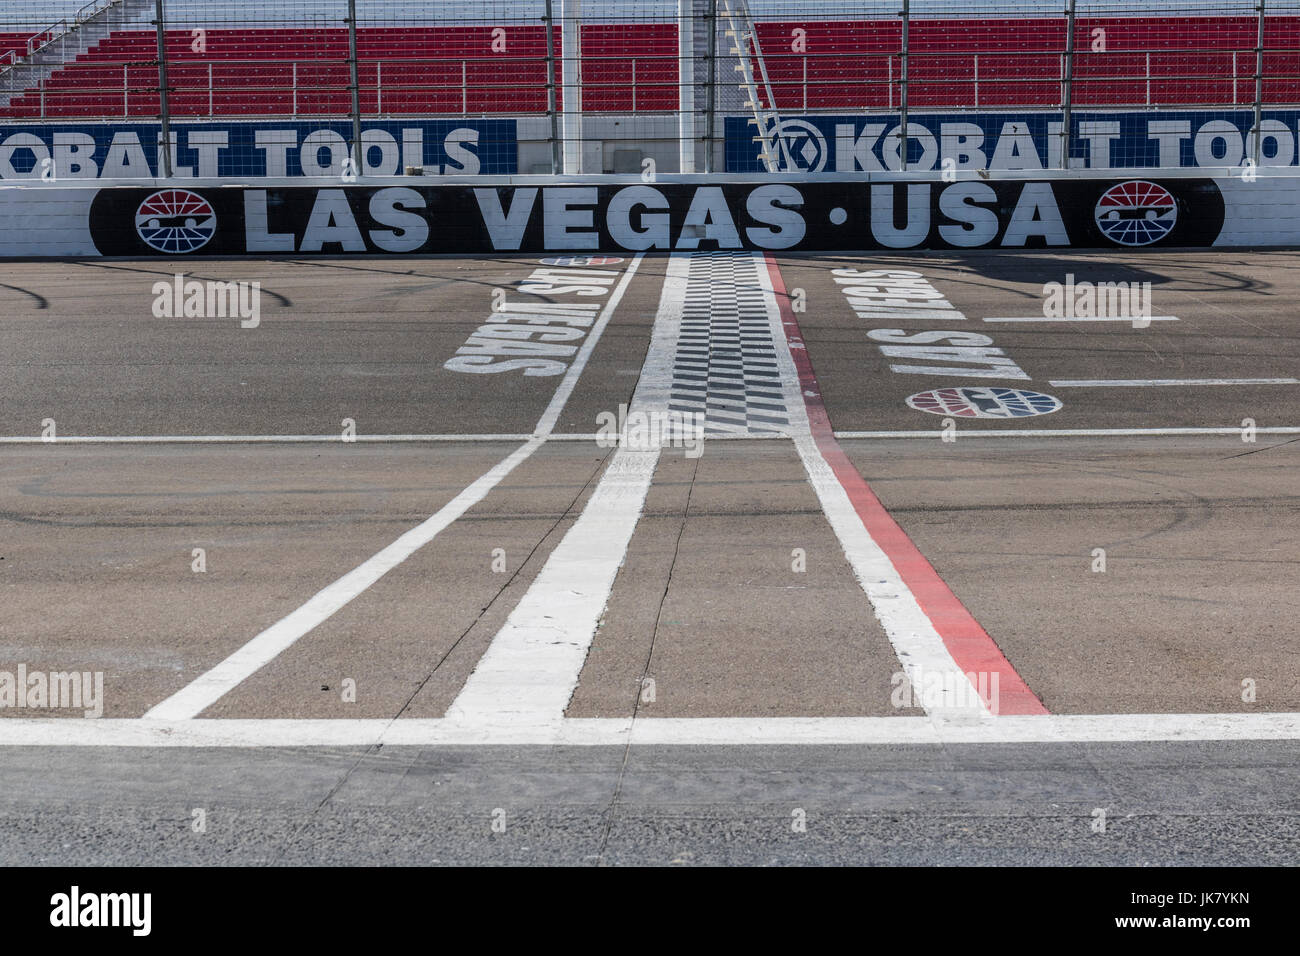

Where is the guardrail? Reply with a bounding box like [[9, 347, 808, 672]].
[[3, 49, 1298, 120]]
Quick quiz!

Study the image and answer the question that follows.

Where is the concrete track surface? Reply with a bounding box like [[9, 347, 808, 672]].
[[0, 249, 1297, 865]]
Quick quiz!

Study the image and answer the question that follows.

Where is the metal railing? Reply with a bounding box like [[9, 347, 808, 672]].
[[4, 46, 1292, 120], [25, 0, 123, 58]]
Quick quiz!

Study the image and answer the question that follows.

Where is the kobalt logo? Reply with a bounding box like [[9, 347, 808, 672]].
[[768, 119, 828, 172], [1094, 180, 1177, 246], [135, 189, 216, 253], [906, 387, 1063, 418]]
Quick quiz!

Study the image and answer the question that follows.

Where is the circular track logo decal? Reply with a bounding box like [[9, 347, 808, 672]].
[[1094, 180, 1177, 246], [135, 189, 217, 253], [539, 256, 624, 266], [906, 387, 1063, 419]]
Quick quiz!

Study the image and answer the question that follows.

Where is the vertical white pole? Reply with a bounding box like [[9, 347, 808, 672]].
[[347, 0, 362, 176], [154, 0, 173, 177], [704, 0, 716, 172], [545, 0, 560, 172], [560, 0, 582, 174], [678, 0, 696, 173], [1061, 0, 1076, 170], [1253, 0, 1266, 166], [899, 0, 909, 171]]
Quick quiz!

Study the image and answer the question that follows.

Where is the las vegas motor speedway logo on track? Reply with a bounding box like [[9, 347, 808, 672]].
[[539, 256, 625, 266], [907, 387, 1064, 418], [1094, 180, 1177, 246], [134, 189, 217, 253]]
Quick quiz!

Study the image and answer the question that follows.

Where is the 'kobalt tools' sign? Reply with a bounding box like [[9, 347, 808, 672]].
[[726, 111, 1300, 173], [0, 120, 516, 179]]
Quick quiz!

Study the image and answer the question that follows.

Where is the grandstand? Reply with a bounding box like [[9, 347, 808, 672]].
[[0, 0, 1295, 119], [0, 0, 1295, 176]]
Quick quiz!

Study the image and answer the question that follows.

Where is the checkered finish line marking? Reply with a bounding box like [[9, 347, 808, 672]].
[[669, 252, 793, 436], [447, 252, 819, 725], [446, 252, 1040, 724]]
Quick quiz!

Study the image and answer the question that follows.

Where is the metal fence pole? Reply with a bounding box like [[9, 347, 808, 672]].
[[678, 0, 696, 173], [899, 0, 909, 171], [1253, 0, 1266, 166], [559, 0, 582, 175], [1061, 0, 1076, 169], [705, 0, 717, 173], [544, 0, 561, 173], [154, 0, 172, 177], [347, 0, 362, 176]]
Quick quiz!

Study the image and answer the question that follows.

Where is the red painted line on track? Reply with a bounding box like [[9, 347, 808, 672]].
[[764, 254, 1049, 716]]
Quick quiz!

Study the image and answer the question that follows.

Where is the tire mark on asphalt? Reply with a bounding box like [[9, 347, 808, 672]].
[[0, 283, 48, 308], [72, 260, 293, 308], [1220, 436, 1300, 460], [595, 452, 701, 864], [387, 449, 612, 720]]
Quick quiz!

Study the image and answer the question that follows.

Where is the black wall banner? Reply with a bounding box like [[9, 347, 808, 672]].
[[88, 178, 1225, 257]]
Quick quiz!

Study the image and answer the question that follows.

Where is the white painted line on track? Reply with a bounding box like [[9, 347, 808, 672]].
[[144, 438, 542, 721], [1050, 378, 1299, 387], [0, 433, 799, 445], [761, 254, 1035, 719], [444, 446, 659, 724], [833, 427, 1300, 438], [445, 255, 689, 724], [13, 428, 1298, 445], [0, 434, 599, 445], [2, 714, 1299, 747], [145, 254, 645, 720], [982, 316, 1179, 323], [789, 430, 993, 719]]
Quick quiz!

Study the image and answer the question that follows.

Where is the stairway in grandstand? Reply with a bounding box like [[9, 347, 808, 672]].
[[719, 0, 784, 173], [0, 0, 156, 109]]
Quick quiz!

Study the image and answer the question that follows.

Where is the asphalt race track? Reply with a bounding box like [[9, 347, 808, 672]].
[[1, 249, 1297, 864]]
